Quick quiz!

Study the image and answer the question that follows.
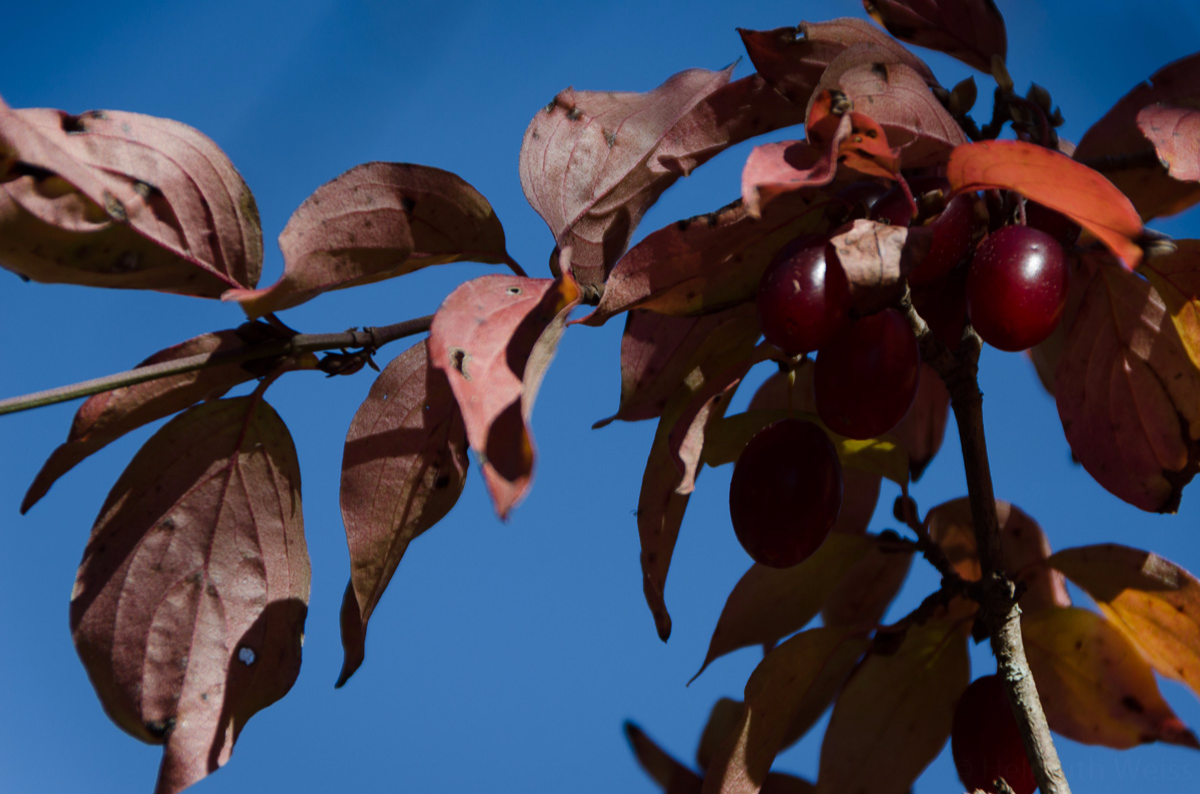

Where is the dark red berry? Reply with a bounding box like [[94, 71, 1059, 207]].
[[1025, 200, 1080, 247], [757, 235, 851, 356], [912, 265, 968, 351], [728, 419, 843, 568], [814, 308, 921, 440], [967, 225, 1068, 352], [952, 675, 1037, 794]]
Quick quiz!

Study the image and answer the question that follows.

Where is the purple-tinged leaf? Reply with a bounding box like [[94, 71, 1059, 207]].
[[226, 163, 516, 317], [520, 69, 805, 290], [336, 340, 469, 686], [428, 273, 580, 519], [863, 0, 1007, 74], [0, 98, 261, 296], [71, 397, 309, 794]]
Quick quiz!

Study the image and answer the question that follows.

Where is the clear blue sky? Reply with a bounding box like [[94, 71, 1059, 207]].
[[4, 1, 1200, 792]]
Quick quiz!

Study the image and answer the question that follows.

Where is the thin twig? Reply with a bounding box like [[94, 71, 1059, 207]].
[[0, 315, 434, 416]]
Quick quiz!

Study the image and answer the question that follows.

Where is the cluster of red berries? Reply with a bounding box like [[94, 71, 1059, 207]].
[[729, 177, 1073, 569]]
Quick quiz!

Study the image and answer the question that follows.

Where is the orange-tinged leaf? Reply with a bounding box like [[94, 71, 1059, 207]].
[[584, 191, 826, 325], [1049, 544, 1200, 700], [520, 68, 804, 289], [926, 497, 1070, 613], [1138, 104, 1200, 183], [807, 100, 900, 180], [740, 140, 838, 218], [947, 140, 1144, 268], [70, 397, 309, 794], [428, 273, 579, 519], [1074, 52, 1200, 220], [22, 324, 305, 513], [0, 99, 261, 296], [1022, 606, 1200, 749], [692, 534, 875, 682], [815, 598, 975, 794], [1055, 262, 1200, 512], [702, 627, 870, 794], [864, 0, 1007, 74], [225, 162, 516, 317], [336, 340, 469, 686]]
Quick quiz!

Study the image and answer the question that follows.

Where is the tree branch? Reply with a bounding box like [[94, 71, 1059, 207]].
[[0, 315, 434, 416], [899, 288, 1072, 794]]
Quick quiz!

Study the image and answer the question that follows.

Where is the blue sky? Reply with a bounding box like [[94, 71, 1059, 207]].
[[4, 1, 1200, 792]]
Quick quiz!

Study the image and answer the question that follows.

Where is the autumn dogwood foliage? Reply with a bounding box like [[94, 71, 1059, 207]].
[[6, 1, 1200, 793]]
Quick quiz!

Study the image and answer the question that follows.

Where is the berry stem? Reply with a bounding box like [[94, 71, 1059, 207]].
[[899, 288, 1072, 794]]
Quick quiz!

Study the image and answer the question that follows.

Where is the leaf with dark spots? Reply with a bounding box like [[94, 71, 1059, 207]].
[[739, 19, 936, 109], [806, 99, 901, 181], [1055, 263, 1200, 512], [828, 219, 909, 314], [692, 534, 875, 683], [336, 340, 469, 687], [809, 53, 967, 169], [0, 98, 262, 296], [70, 397, 309, 794], [428, 273, 580, 519], [814, 598, 974, 794], [1023, 606, 1200, 749], [22, 326, 311, 514], [947, 140, 1144, 267], [519, 68, 805, 290], [1138, 104, 1200, 183], [701, 627, 869, 794], [1050, 544, 1200, 702], [225, 162, 517, 317], [593, 304, 760, 428], [1074, 53, 1200, 220], [584, 191, 827, 325], [926, 497, 1070, 613], [863, 0, 1007, 74]]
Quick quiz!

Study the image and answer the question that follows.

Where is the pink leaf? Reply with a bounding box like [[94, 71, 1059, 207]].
[[22, 323, 307, 513], [1055, 262, 1200, 512], [1074, 52, 1200, 220], [863, 0, 1007, 74], [740, 140, 838, 218], [71, 398, 309, 794], [0, 98, 261, 296], [225, 162, 516, 317], [428, 273, 580, 519], [519, 69, 805, 289], [1138, 103, 1200, 183], [336, 340, 469, 686]]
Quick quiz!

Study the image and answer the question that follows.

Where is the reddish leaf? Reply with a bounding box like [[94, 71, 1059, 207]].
[[828, 219, 910, 314], [864, 0, 1007, 74], [1074, 53, 1200, 220], [1055, 263, 1200, 512], [336, 340, 469, 686], [1141, 239, 1200, 368], [626, 722, 703, 794], [593, 304, 760, 428], [1050, 544, 1200, 701], [815, 598, 975, 794], [585, 192, 827, 326], [807, 100, 900, 180], [889, 363, 950, 480], [740, 140, 838, 218], [947, 140, 1145, 268], [0, 99, 261, 296], [809, 52, 967, 169], [226, 163, 516, 317], [1139, 104, 1200, 183], [71, 397, 309, 794], [739, 19, 936, 109], [701, 627, 870, 794], [22, 324, 310, 513], [926, 497, 1070, 613], [820, 538, 914, 628], [520, 68, 805, 289], [1022, 606, 1200, 749], [428, 273, 580, 519], [1028, 250, 1094, 396], [692, 534, 875, 682]]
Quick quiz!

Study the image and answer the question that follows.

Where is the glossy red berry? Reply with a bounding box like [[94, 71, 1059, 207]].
[[814, 308, 921, 440], [952, 675, 1036, 794], [728, 419, 843, 568], [757, 235, 851, 356], [967, 225, 1068, 352]]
